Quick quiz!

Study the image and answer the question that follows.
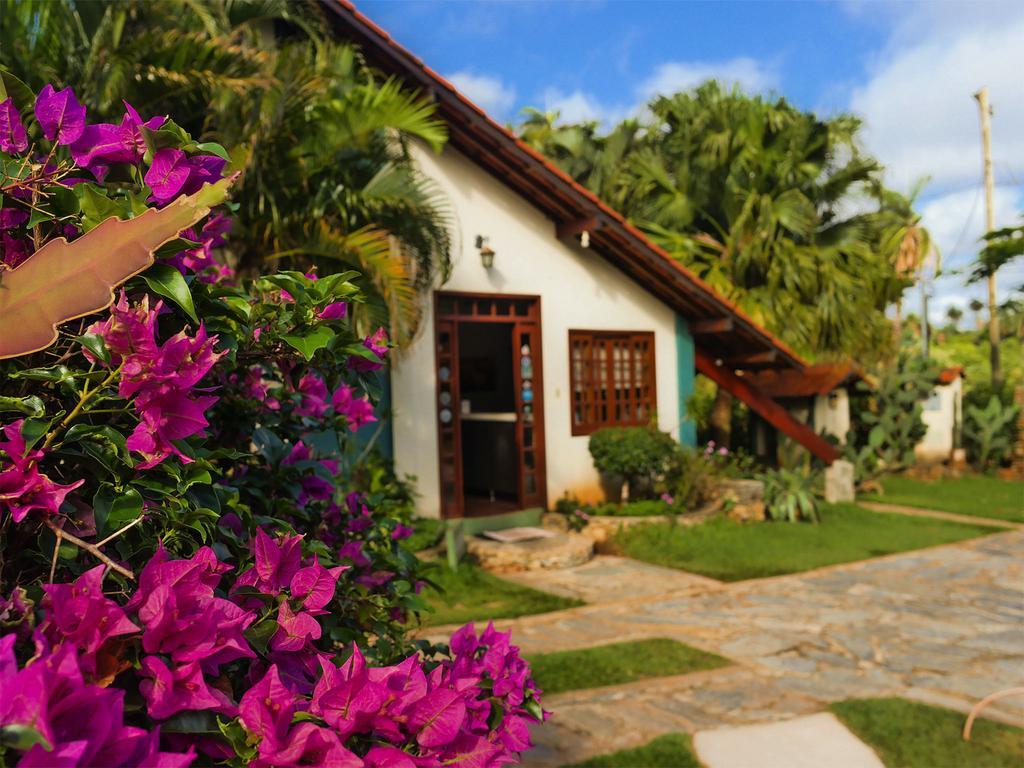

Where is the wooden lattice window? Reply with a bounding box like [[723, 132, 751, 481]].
[[569, 330, 656, 435]]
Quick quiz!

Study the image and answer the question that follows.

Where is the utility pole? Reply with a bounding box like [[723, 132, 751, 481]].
[[974, 86, 1001, 384]]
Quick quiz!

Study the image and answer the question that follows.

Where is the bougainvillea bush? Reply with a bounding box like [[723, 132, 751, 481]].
[[0, 80, 543, 766]]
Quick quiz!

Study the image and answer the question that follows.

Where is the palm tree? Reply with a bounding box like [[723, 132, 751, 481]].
[[519, 81, 916, 445], [0, 0, 452, 343], [969, 298, 986, 330]]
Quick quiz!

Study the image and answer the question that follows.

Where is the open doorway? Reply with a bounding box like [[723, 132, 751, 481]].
[[458, 322, 518, 516], [433, 292, 547, 519]]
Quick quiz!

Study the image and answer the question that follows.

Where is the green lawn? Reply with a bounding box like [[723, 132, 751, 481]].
[[528, 638, 728, 695], [863, 475, 1024, 523], [611, 503, 996, 581], [831, 698, 1024, 768], [407, 517, 445, 552], [564, 733, 701, 768], [419, 562, 582, 627]]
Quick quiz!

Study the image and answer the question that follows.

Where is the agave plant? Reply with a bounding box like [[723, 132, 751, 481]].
[[760, 467, 820, 523]]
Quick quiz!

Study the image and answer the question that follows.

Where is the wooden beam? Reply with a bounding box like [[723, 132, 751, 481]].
[[695, 348, 841, 464], [556, 216, 600, 240], [725, 350, 777, 368], [689, 317, 734, 335]]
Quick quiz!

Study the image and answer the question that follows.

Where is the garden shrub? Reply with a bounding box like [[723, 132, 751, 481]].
[[588, 426, 676, 499], [963, 394, 1020, 471], [658, 445, 722, 510], [0, 82, 542, 766]]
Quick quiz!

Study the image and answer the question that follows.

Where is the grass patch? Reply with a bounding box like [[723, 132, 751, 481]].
[[419, 562, 581, 627], [831, 698, 1024, 768], [564, 733, 701, 768], [612, 503, 996, 581], [528, 638, 728, 695], [590, 499, 672, 517], [863, 475, 1024, 522]]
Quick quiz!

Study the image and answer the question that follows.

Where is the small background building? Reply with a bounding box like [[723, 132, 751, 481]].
[[916, 366, 964, 463]]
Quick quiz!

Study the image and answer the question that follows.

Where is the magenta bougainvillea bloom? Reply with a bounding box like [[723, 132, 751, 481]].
[[0, 98, 28, 153], [0, 642, 195, 768], [40, 565, 139, 675], [316, 301, 348, 321], [34, 84, 86, 146], [350, 327, 390, 373], [0, 420, 84, 522], [234, 528, 304, 597], [89, 294, 224, 468], [145, 148, 192, 205], [70, 101, 164, 174], [331, 384, 377, 431], [294, 373, 330, 419], [168, 212, 234, 283], [139, 657, 235, 720]]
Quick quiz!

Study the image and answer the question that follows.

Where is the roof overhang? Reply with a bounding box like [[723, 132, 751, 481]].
[[324, 0, 806, 373]]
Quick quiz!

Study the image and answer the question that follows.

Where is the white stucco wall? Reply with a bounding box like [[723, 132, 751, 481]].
[[813, 388, 850, 444], [391, 143, 681, 518], [916, 378, 962, 461]]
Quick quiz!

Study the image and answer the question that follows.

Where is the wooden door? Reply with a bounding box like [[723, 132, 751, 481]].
[[513, 320, 547, 510], [434, 318, 462, 519]]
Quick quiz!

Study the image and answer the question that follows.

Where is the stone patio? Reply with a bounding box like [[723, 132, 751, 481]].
[[485, 529, 1024, 766]]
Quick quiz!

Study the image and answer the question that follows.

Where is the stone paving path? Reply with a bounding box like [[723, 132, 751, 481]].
[[477, 530, 1024, 766], [859, 501, 1024, 529]]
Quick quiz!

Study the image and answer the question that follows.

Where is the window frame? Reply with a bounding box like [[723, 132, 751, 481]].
[[567, 329, 657, 436]]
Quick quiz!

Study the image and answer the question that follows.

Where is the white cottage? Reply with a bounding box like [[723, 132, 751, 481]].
[[916, 367, 964, 462], [328, 2, 839, 523]]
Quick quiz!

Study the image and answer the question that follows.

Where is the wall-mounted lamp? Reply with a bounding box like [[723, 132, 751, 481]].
[[475, 235, 496, 269], [580, 230, 590, 249]]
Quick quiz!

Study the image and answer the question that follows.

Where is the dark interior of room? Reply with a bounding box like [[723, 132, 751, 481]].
[[458, 322, 519, 515]]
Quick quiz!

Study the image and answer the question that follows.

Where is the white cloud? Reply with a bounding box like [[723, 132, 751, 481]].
[[636, 57, 778, 101], [541, 88, 629, 125], [850, 14, 1024, 195], [540, 56, 776, 128], [445, 71, 516, 118]]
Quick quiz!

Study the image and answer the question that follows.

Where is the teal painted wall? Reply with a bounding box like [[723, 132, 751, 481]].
[[675, 314, 697, 447]]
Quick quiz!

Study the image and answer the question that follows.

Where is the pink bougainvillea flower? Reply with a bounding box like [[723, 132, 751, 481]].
[[294, 373, 330, 419], [145, 147, 191, 205], [350, 327, 390, 372], [34, 84, 86, 145], [0, 231, 30, 269], [239, 665, 295, 751], [331, 384, 377, 431], [316, 301, 348, 321], [139, 657, 235, 720], [364, 745, 419, 768], [290, 556, 346, 614], [0, 420, 84, 522], [40, 565, 139, 671], [0, 98, 28, 153], [0, 207, 28, 230], [126, 391, 218, 469], [338, 539, 370, 568], [270, 602, 321, 653], [253, 722, 362, 768], [233, 528, 304, 599], [70, 101, 164, 172], [86, 291, 161, 365], [391, 523, 414, 541], [310, 647, 388, 740]]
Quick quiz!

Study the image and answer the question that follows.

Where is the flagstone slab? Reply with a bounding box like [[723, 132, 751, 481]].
[[693, 713, 884, 768]]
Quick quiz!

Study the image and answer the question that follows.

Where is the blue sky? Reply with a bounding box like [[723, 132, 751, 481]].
[[359, 0, 1024, 321]]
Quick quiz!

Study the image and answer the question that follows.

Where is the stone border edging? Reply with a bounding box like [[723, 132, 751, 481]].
[[858, 501, 1024, 529]]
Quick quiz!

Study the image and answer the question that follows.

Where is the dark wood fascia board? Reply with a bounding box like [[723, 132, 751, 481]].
[[689, 317, 735, 335], [695, 349, 840, 464]]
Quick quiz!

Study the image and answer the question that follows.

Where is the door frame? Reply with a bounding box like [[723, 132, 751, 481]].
[[433, 291, 547, 519]]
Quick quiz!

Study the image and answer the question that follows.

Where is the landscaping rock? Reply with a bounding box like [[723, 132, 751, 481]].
[[465, 531, 593, 572], [825, 459, 856, 503], [721, 478, 766, 522]]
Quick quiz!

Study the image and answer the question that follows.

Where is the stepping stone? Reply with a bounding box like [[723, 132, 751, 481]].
[[693, 712, 883, 768]]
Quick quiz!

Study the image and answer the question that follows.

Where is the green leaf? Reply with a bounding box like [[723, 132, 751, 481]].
[[8, 365, 74, 383], [93, 486, 143, 536], [868, 425, 886, 449], [219, 296, 252, 319], [0, 68, 35, 112], [161, 711, 219, 734], [193, 142, 230, 161], [1, 723, 51, 752], [141, 263, 199, 323], [281, 327, 335, 361], [19, 417, 52, 453], [26, 206, 55, 228], [74, 183, 129, 232], [245, 619, 279, 655], [0, 395, 44, 417], [153, 237, 201, 261], [75, 332, 111, 363]]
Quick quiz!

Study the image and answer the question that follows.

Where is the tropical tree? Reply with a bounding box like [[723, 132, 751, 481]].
[[519, 82, 914, 444], [0, 0, 452, 343], [946, 306, 964, 330], [969, 217, 1024, 383]]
